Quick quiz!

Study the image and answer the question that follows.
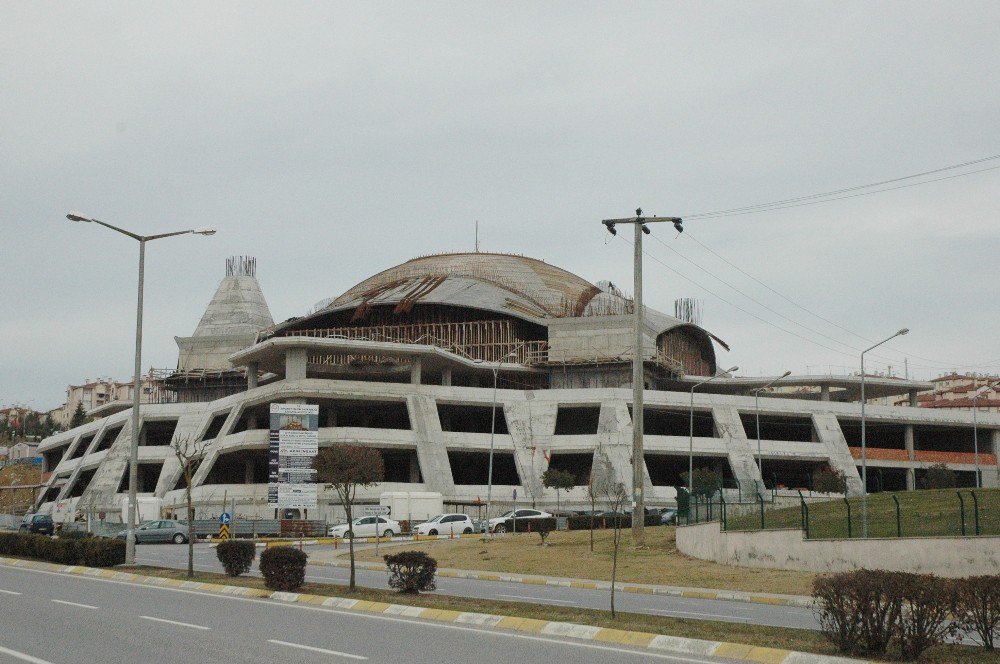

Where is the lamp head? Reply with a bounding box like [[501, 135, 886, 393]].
[[66, 212, 93, 223], [727, 365, 739, 373], [781, 370, 792, 378], [897, 328, 909, 336], [192, 227, 217, 236], [602, 220, 617, 236]]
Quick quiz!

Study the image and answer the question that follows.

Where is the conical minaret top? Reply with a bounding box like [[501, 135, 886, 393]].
[[175, 256, 274, 371]]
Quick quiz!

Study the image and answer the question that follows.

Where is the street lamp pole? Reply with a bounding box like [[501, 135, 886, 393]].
[[752, 371, 791, 495], [860, 328, 908, 538], [66, 213, 215, 565], [483, 350, 518, 535], [972, 381, 992, 489], [688, 366, 739, 498], [602, 209, 683, 546]]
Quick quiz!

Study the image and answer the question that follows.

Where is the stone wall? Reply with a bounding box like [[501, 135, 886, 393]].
[[676, 520, 1000, 578]]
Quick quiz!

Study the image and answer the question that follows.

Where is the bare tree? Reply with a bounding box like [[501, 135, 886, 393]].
[[586, 451, 614, 553], [313, 445, 384, 590], [605, 481, 629, 619], [170, 435, 210, 578]]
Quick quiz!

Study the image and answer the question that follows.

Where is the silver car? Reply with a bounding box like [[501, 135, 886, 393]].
[[116, 520, 190, 544]]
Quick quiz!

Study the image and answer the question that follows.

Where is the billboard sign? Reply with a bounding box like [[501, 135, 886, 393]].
[[268, 403, 319, 509]]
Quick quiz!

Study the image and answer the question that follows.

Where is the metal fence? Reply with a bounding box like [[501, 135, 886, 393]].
[[722, 489, 999, 539]]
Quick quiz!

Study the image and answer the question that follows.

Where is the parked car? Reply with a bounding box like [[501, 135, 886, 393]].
[[19, 513, 54, 536], [413, 513, 475, 536], [328, 516, 399, 539], [115, 520, 189, 544], [482, 509, 552, 534], [659, 508, 678, 525]]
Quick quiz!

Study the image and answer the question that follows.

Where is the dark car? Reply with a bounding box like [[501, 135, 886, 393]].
[[19, 514, 54, 536]]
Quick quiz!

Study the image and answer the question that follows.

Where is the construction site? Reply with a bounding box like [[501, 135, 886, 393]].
[[33, 252, 1000, 523]]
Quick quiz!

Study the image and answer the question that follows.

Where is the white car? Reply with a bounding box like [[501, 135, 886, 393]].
[[484, 509, 552, 533], [413, 513, 476, 536], [328, 516, 399, 539]]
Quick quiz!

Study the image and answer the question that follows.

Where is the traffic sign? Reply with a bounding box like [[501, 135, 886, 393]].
[[220, 512, 232, 525], [362, 505, 390, 516], [218, 524, 231, 540]]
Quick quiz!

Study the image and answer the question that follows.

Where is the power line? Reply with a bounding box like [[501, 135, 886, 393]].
[[682, 159, 1000, 220]]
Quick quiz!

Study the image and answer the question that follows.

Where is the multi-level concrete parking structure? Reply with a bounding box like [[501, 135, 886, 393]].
[[36, 253, 1000, 522]]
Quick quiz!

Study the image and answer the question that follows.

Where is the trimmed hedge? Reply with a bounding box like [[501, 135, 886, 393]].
[[0, 532, 125, 568], [259, 546, 307, 591], [383, 550, 437, 594], [216, 539, 256, 577], [493, 515, 659, 533]]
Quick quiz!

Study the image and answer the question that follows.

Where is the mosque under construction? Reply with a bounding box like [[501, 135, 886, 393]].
[[34, 253, 1000, 522]]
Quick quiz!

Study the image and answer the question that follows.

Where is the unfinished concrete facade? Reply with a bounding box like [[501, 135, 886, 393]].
[[35, 252, 1000, 522]]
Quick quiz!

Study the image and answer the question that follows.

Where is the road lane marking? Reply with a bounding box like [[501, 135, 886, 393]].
[[51, 599, 98, 609], [0, 645, 56, 664], [268, 639, 367, 660], [498, 594, 576, 605], [647, 608, 750, 622], [0, 565, 746, 663], [0, 589, 22, 595], [140, 616, 211, 630]]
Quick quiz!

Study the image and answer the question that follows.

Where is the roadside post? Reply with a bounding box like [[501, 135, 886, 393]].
[[363, 505, 391, 557], [219, 511, 232, 540]]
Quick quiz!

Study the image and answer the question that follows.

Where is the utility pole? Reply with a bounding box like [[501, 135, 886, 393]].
[[602, 209, 682, 546]]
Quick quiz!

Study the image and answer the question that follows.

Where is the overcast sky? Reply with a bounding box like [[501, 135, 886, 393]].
[[3, 2, 999, 411]]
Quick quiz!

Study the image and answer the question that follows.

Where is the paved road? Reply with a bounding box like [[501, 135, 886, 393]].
[[136, 543, 819, 630], [0, 563, 741, 664]]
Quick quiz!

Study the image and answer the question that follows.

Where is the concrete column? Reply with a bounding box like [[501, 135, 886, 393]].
[[908, 390, 919, 407], [409, 453, 421, 483], [285, 348, 308, 381], [820, 385, 830, 402], [407, 395, 455, 494], [441, 367, 452, 386], [326, 407, 337, 428], [904, 424, 916, 491], [812, 412, 864, 495], [247, 362, 259, 389], [986, 430, 1000, 489], [244, 459, 255, 484], [410, 358, 422, 385]]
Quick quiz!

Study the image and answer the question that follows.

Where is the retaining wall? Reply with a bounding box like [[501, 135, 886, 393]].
[[676, 521, 1000, 577]]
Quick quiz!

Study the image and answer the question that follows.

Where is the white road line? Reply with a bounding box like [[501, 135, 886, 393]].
[[498, 594, 576, 605], [140, 616, 211, 630], [0, 645, 56, 664], [0, 589, 22, 595], [268, 639, 367, 660], [648, 608, 750, 621], [51, 599, 98, 610]]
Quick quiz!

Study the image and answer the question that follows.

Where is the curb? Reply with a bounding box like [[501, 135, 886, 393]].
[[0, 557, 860, 664], [308, 557, 815, 609]]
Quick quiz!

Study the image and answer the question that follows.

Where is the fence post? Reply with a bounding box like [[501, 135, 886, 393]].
[[797, 489, 806, 531], [892, 494, 901, 537], [843, 496, 852, 538], [970, 491, 980, 536], [956, 491, 966, 536], [757, 492, 765, 530], [720, 491, 727, 531]]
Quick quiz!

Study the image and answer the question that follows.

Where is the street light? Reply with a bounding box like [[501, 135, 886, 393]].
[[972, 381, 994, 489], [688, 366, 739, 497], [860, 327, 908, 538], [66, 212, 215, 564], [474, 349, 519, 534], [752, 371, 791, 494]]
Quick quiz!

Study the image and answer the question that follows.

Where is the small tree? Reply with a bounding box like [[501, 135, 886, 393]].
[[920, 464, 957, 489], [384, 550, 437, 593], [170, 435, 210, 578], [70, 403, 88, 428], [313, 445, 384, 590], [681, 467, 720, 498], [541, 468, 574, 515], [812, 464, 848, 494], [605, 481, 629, 618], [586, 452, 614, 553]]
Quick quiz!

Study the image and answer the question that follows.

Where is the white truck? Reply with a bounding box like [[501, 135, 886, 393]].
[[379, 492, 443, 528], [120, 496, 163, 524]]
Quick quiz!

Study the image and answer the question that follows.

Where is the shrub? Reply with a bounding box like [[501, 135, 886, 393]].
[[811, 464, 847, 493], [535, 518, 555, 545], [216, 539, 256, 577], [955, 576, 1000, 651], [383, 550, 436, 594], [920, 463, 956, 489], [895, 573, 957, 660], [59, 530, 94, 541], [814, 570, 901, 657], [79, 538, 126, 568], [259, 546, 307, 591], [48, 539, 81, 565]]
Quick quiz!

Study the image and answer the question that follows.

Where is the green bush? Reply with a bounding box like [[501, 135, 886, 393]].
[[216, 540, 256, 577], [384, 550, 436, 594], [59, 530, 94, 541], [0, 532, 123, 568], [259, 546, 307, 591]]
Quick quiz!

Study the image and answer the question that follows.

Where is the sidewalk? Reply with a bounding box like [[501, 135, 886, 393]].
[[306, 547, 815, 609]]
